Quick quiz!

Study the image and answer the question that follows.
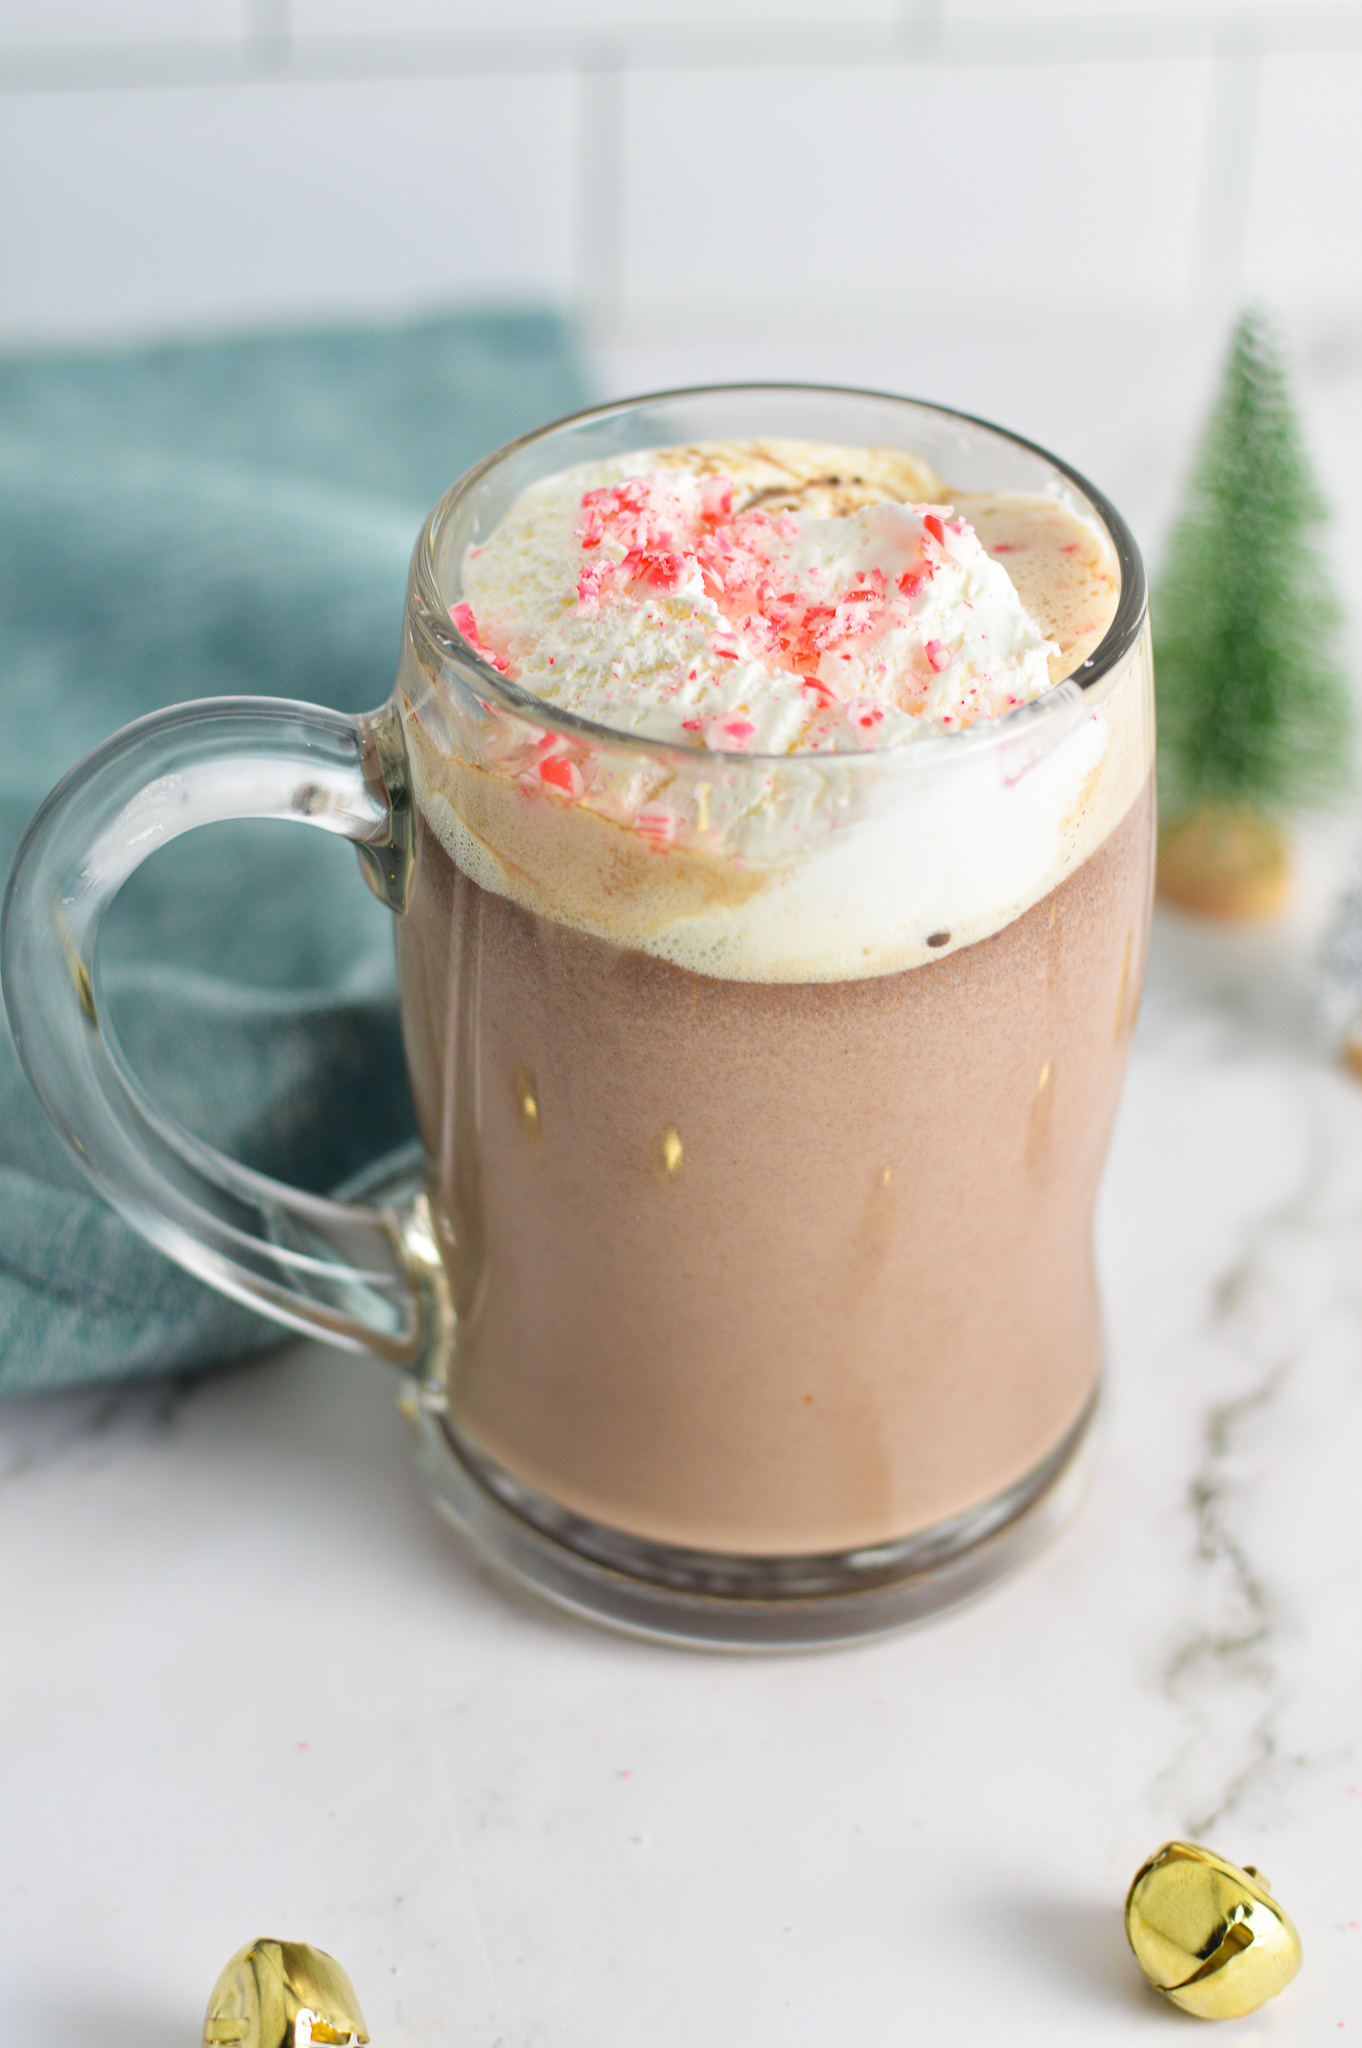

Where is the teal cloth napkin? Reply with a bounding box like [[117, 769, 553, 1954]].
[[0, 311, 590, 1394]]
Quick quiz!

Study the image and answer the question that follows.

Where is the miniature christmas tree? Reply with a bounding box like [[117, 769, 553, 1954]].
[[1154, 306, 1353, 918]]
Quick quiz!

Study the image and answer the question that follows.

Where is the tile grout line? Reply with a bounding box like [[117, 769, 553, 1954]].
[[1190, 23, 1264, 318], [572, 51, 625, 336], [243, 0, 290, 73]]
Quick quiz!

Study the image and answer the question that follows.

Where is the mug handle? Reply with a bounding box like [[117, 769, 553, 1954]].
[[1, 694, 442, 1366]]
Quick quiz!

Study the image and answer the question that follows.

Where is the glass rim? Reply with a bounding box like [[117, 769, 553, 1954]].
[[406, 380, 1148, 768]]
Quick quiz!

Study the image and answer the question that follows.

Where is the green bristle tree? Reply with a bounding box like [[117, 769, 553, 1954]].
[[1154, 306, 1353, 918]]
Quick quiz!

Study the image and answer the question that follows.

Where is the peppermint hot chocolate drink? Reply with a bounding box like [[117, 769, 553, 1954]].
[[395, 432, 1153, 1560]]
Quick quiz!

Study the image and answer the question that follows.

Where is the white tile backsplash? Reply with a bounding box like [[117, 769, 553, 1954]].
[[0, 74, 576, 344], [0, 0, 241, 45], [618, 59, 1213, 324], [0, 3, 1357, 347], [1244, 49, 1362, 313]]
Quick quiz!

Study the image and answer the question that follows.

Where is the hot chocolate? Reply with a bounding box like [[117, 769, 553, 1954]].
[[394, 433, 1152, 1561]]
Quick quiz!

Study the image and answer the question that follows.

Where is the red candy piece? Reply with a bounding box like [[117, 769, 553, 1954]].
[[619, 547, 688, 592], [449, 602, 513, 674], [538, 755, 584, 798], [635, 809, 676, 848], [699, 476, 733, 524], [708, 714, 757, 751]]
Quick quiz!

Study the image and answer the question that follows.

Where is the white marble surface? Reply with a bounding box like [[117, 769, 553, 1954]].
[[4, 897, 1362, 2048]]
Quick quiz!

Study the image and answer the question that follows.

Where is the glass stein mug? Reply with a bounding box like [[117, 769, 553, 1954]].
[[1, 386, 1153, 1648]]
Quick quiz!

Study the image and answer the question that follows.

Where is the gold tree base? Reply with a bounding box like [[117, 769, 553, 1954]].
[[1156, 805, 1292, 921]]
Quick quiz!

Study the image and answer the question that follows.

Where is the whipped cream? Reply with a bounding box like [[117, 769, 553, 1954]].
[[401, 438, 1147, 982], [458, 456, 1059, 754]]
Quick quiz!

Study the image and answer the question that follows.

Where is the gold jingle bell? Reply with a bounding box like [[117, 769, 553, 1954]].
[[203, 1940, 369, 2048], [1125, 1841, 1303, 2019]]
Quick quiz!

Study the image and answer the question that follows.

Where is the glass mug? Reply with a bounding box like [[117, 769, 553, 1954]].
[[2, 386, 1153, 1647]]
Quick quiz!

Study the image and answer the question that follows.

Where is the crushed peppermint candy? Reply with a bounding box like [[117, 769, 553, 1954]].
[[449, 601, 513, 675], [455, 450, 1062, 761]]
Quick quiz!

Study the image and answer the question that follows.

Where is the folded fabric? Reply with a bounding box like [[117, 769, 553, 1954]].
[[0, 310, 589, 1394]]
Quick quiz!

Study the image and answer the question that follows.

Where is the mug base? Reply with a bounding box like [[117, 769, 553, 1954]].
[[351, 1144, 1099, 1650], [405, 1384, 1099, 1652]]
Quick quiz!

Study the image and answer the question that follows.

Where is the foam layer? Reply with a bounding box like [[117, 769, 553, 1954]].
[[400, 438, 1149, 983]]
